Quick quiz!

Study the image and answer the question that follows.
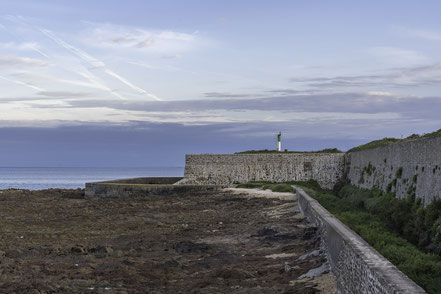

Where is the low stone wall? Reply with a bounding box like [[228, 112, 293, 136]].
[[85, 177, 221, 198], [102, 177, 183, 185], [183, 153, 345, 189], [346, 136, 441, 204], [294, 185, 426, 294]]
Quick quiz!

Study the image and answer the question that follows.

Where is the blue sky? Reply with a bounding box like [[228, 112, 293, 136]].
[[1, 0, 441, 166]]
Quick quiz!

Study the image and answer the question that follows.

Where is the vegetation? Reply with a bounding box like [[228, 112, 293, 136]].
[[236, 148, 343, 154], [348, 128, 441, 153], [237, 180, 441, 292], [295, 182, 441, 293]]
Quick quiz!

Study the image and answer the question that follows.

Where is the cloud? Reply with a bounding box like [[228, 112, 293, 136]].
[[402, 28, 441, 41], [204, 92, 261, 98], [368, 46, 428, 65], [37, 91, 92, 98], [38, 27, 161, 101], [0, 75, 45, 91], [0, 41, 49, 58], [161, 54, 183, 59], [14, 72, 89, 89], [56, 92, 441, 122], [265, 89, 306, 95], [290, 63, 441, 91], [80, 22, 198, 53], [0, 54, 49, 67]]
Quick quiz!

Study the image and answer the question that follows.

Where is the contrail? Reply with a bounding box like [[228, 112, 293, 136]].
[[103, 69, 162, 101], [79, 70, 126, 100], [1, 17, 50, 59], [39, 28, 162, 101], [24, 43, 50, 59], [0, 75, 45, 92]]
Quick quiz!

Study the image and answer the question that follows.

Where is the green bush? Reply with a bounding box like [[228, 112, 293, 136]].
[[294, 182, 441, 293]]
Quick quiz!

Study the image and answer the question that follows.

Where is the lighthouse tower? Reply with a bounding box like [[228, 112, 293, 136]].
[[277, 132, 282, 152]]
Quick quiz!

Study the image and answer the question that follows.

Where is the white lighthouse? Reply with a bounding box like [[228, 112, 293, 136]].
[[277, 132, 282, 152]]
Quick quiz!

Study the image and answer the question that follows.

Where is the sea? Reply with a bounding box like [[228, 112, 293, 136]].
[[0, 167, 184, 190]]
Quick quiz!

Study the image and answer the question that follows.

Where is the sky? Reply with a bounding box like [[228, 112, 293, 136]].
[[1, 0, 441, 167]]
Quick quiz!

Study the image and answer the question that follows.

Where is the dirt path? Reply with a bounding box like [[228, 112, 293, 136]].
[[0, 188, 336, 293]]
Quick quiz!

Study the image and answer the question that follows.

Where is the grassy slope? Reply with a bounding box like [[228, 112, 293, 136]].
[[296, 182, 441, 294], [348, 129, 441, 152], [237, 180, 441, 293]]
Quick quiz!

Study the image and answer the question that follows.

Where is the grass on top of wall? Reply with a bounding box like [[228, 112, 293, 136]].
[[235, 148, 343, 154], [348, 128, 441, 152], [294, 181, 441, 294]]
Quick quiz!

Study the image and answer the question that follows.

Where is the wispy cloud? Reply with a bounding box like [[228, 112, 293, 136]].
[[0, 75, 45, 91], [80, 22, 198, 53], [0, 54, 49, 67], [13, 72, 107, 91], [265, 89, 306, 95], [38, 27, 162, 101], [400, 27, 441, 41], [204, 92, 262, 98], [161, 54, 183, 59], [290, 63, 441, 91], [368, 46, 428, 65], [55, 92, 441, 122], [0, 41, 49, 58], [37, 91, 92, 98]]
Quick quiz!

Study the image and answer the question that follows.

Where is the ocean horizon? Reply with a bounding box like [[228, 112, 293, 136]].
[[0, 167, 184, 190]]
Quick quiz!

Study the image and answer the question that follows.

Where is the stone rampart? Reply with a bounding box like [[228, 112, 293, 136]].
[[183, 153, 345, 189], [85, 177, 221, 198], [346, 136, 441, 204], [295, 185, 426, 294]]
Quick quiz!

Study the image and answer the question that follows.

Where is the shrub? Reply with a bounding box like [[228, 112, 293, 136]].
[[294, 182, 441, 293]]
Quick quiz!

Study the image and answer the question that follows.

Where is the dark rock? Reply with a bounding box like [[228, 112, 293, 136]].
[[255, 227, 278, 236], [172, 241, 211, 253], [5, 249, 23, 258]]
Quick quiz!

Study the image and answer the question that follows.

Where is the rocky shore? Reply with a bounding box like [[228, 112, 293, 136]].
[[0, 188, 335, 293]]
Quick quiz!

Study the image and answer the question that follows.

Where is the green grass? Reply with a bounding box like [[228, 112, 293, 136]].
[[235, 148, 343, 154], [236, 180, 441, 292], [348, 128, 441, 152], [294, 182, 441, 293]]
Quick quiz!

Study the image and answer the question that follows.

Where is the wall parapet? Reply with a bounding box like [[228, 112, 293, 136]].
[[295, 185, 426, 294]]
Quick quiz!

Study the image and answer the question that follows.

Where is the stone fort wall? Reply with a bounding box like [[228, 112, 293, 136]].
[[184, 135, 441, 204], [346, 135, 441, 204], [182, 153, 346, 190]]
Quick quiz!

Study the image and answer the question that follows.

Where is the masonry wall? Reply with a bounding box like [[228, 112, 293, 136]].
[[85, 177, 221, 198], [346, 136, 441, 204], [183, 153, 345, 189], [295, 186, 426, 294]]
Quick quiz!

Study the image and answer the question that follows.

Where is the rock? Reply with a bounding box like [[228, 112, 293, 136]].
[[89, 245, 113, 254], [301, 227, 318, 240], [5, 249, 23, 258], [255, 227, 278, 236], [71, 245, 87, 254]]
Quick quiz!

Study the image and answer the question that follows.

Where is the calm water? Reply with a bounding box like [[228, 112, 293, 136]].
[[0, 167, 184, 190]]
